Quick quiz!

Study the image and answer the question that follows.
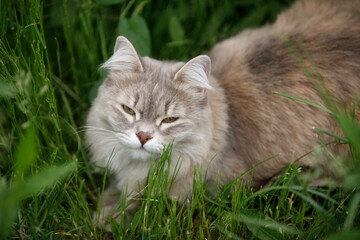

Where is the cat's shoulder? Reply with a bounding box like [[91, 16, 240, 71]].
[[275, 0, 360, 33]]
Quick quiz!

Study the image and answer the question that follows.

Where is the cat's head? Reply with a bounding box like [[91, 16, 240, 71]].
[[88, 36, 213, 161]]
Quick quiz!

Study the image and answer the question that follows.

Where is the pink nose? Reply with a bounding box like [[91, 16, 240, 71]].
[[136, 131, 152, 146]]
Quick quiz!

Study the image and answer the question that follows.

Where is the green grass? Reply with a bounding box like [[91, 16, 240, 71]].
[[1, 0, 360, 239]]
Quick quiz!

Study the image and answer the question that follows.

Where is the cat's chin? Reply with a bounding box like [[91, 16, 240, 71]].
[[130, 147, 160, 161]]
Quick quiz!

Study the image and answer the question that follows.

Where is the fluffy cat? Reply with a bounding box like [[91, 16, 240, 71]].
[[85, 0, 360, 225]]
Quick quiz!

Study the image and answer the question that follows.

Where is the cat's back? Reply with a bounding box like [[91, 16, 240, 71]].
[[210, 0, 360, 79], [275, 0, 360, 34], [207, 0, 360, 185], [210, 0, 360, 110]]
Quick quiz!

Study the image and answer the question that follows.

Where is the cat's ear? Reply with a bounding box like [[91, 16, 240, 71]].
[[174, 55, 213, 93], [100, 36, 144, 72]]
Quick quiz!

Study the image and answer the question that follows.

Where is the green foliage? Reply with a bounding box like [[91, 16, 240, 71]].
[[0, 123, 76, 239], [97, 0, 125, 5], [1, 0, 359, 239], [117, 16, 151, 56]]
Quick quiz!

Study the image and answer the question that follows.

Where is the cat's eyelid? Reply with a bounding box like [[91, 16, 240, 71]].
[[161, 117, 179, 124], [155, 116, 179, 126], [121, 104, 137, 116]]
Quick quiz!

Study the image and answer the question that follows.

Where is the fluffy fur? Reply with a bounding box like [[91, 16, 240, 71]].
[[85, 0, 360, 225]]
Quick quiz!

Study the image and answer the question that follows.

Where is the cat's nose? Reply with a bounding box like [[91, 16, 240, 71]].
[[136, 131, 152, 146]]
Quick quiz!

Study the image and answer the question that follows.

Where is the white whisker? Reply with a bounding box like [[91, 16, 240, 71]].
[[81, 125, 118, 134]]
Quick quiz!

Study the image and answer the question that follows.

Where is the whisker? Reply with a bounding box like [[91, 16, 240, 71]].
[[76, 129, 111, 135], [87, 139, 121, 147], [81, 126, 118, 134], [133, 183, 149, 198]]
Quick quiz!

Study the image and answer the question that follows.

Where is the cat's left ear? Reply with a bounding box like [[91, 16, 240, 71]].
[[174, 55, 213, 93], [101, 36, 144, 72]]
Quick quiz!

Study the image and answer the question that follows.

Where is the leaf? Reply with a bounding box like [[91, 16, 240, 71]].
[[233, 210, 297, 240], [0, 80, 17, 98], [237, 5, 267, 29], [97, 0, 125, 5], [344, 168, 360, 190], [326, 231, 360, 240], [312, 126, 348, 143], [168, 16, 185, 42], [130, 210, 142, 236], [290, 191, 326, 214], [273, 91, 333, 115], [10, 162, 76, 202], [15, 125, 37, 178], [336, 115, 360, 161], [110, 218, 120, 239], [1, 162, 76, 240], [117, 16, 151, 56], [88, 69, 107, 103], [0, 178, 17, 240], [343, 192, 360, 231]]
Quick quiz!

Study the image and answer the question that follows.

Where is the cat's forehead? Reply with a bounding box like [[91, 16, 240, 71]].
[[142, 57, 184, 74], [108, 57, 184, 88], [105, 62, 192, 116], [117, 80, 188, 120], [122, 59, 183, 99], [130, 73, 187, 112]]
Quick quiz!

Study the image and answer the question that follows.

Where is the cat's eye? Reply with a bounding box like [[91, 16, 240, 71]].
[[162, 117, 179, 124], [122, 105, 135, 116]]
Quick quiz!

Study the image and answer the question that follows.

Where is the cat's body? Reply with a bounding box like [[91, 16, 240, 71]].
[[85, 0, 360, 224]]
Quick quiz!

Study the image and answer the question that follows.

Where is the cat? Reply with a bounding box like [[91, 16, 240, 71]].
[[85, 0, 360, 226]]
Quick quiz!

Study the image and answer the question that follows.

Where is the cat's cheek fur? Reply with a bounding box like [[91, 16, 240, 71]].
[[166, 106, 214, 200], [115, 132, 142, 149], [129, 138, 164, 160], [143, 138, 164, 154], [128, 148, 153, 161]]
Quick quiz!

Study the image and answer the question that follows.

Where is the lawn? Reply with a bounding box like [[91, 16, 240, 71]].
[[1, 0, 359, 239]]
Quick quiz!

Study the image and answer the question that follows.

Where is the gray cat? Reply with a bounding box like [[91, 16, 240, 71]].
[[85, 0, 360, 226]]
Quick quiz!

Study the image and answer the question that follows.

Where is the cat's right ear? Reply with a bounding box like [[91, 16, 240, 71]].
[[100, 36, 144, 72], [174, 55, 213, 94]]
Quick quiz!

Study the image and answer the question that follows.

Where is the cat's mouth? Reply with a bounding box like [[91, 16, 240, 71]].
[[134, 143, 163, 157], [139, 146, 147, 151]]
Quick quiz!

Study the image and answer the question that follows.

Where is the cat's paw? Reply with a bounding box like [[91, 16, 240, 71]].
[[92, 200, 139, 232], [92, 205, 121, 232]]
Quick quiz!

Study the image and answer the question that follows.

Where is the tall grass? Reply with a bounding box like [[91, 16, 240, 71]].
[[1, 0, 359, 239]]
